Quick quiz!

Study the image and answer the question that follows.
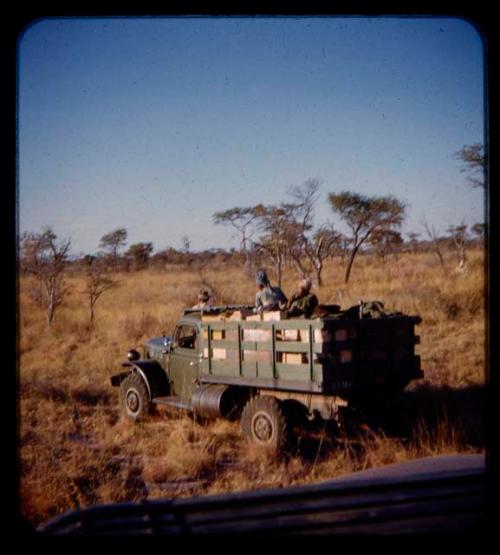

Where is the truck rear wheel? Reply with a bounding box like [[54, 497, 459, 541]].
[[120, 372, 153, 421], [241, 395, 289, 454]]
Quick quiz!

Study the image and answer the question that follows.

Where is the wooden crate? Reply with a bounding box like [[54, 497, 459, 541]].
[[243, 350, 272, 363], [283, 329, 300, 341], [246, 313, 262, 322], [225, 349, 240, 363], [228, 309, 255, 321], [262, 311, 287, 321], [202, 314, 226, 322], [203, 347, 227, 360], [202, 314, 226, 340], [202, 328, 224, 341], [299, 329, 325, 343], [224, 329, 240, 362], [282, 353, 306, 364], [243, 328, 272, 342]]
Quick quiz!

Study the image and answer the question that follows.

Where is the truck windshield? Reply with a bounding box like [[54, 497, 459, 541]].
[[175, 325, 197, 349]]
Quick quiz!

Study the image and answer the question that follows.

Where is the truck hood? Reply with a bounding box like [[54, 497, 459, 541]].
[[144, 336, 172, 358]]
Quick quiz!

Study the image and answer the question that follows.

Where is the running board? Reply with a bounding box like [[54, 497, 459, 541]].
[[152, 396, 192, 412]]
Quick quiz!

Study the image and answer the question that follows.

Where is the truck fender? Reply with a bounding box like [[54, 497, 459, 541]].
[[111, 359, 170, 400]]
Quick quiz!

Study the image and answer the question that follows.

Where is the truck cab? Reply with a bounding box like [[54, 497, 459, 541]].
[[166, 315, 201, 400]]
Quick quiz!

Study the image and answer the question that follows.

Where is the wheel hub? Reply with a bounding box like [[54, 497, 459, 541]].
[[252, 412, 273, 443], [126, 390, 140, 413]]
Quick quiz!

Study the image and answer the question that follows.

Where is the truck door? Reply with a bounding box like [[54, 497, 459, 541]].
[[168, 322, 200, 401]]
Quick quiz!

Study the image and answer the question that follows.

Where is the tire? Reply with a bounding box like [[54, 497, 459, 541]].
[[120, 372, 153, 421], [241, 395, 289, 454]]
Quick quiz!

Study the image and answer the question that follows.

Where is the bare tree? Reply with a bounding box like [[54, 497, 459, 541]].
[[212, 179, 343, 287], [21, 227, 71, 328], [251, 204, 290, 286], [280, 180, 344, 287], [281, 217, 309, 279], [179, 235, 193, 266], [328, 191, 406, 283], [470, 222, 486, 249], [213, 206, 259, 267], [287, 223, 343, 287], [471, 222, 485, 240], [83, 256, 116, 326], [422, 219, 446, 269], [180, 235, 191, 253], [447, 223, 469, 269], [406, 232, 421, 254]]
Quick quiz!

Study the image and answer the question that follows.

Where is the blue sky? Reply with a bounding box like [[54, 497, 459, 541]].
[[18, 16, 486, 255]]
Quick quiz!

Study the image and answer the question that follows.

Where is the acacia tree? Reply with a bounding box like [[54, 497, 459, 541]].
[[214, 203, 290, 282], [447, 223, 469, 269], [471, 222, 486, 243], [213, 206, 259, 267], [99, 227, 128, 270], [368, 228, 404, 262], [281, 180, 344, 286], [83, 255, 116, 326], [422, 218, 446, 269], [21, 227, 71, 328], [307, 227, 344, 286], [471, 222, 485, 236], [250, 204, 291, 286], [179, 235, 193, 266], [213, 180, 345, 287], [328, 191, 406, 283], [125, 242, 154, 270], [406, 232, 421, 254], [455, 143, 486, 189]]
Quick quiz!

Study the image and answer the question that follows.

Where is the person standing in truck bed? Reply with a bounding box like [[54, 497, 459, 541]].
[[287, 278, 318, 318], [254, 270, 288, 313], [192, 289, 212, 310]]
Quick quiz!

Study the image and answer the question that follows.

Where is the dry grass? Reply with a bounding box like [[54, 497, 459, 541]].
[[18, 248, 486, 526]]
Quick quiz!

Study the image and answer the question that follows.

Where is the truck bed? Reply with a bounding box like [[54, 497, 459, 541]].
[[199, 314, 422, 397]]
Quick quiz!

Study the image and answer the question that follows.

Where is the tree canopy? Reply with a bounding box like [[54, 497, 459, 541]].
[[99, 228, 128, 259], [455, 143, 486, 189], [328, 191, 406, 282]]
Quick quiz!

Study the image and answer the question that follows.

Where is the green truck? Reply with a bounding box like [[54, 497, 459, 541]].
[[111, 303, 423, 453]]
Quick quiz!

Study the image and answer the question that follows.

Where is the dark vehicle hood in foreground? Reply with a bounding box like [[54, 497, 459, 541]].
[[37, 453, 485, 535]]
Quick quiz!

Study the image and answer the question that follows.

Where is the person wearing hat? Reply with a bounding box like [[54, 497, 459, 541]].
[[192, 289, 212, 310], [287, 277, 318, 318], [254, 270, 288, 313]]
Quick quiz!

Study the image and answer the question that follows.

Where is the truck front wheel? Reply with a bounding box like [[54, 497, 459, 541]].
[[241, 396, 289, 454], [120, 372, 153, 421]]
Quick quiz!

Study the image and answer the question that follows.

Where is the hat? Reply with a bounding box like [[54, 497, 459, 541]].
[[255, 270, 269, 286], [198, 289, 210, 302]]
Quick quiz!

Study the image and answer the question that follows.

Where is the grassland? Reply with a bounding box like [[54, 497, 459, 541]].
[[18, 248, 487, 526]]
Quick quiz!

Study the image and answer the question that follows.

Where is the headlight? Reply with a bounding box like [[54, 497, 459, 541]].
[[127, 349, 140, 361]]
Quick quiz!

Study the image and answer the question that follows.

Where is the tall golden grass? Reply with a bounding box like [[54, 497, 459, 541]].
[[18, 248, 486, 526]]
